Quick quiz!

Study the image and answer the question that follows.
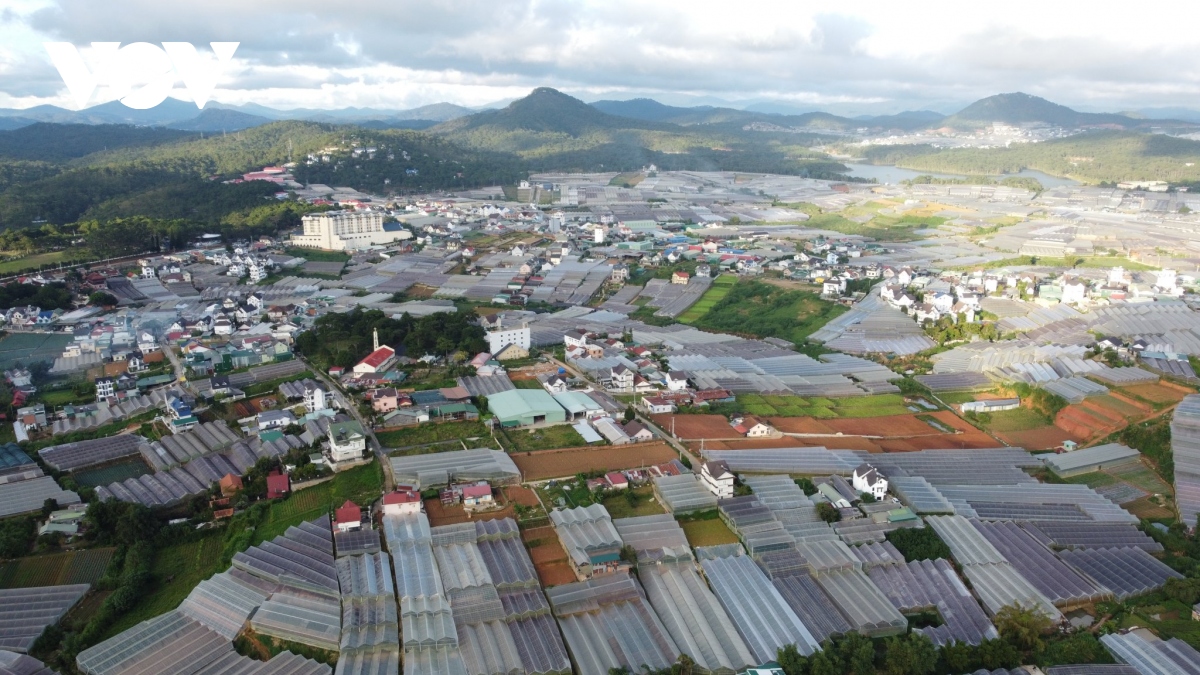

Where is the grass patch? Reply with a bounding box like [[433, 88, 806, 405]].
[[677, 274, 739, 324], [99, 534, 224, 639], [608, 172, 645, 188], [0, 547, 115, 589], [978, 407, 1050, 432], [1062, 472, 1120, 488], [702, 392, 912, 419], [679, 517, 740, 547], [283, 248, 351, 263], [512, 378, 545, 390], [378, 420, 491, 449], [252, 462, 384, 545], [500, 424, 588, 452], [599, 485, 666, 519], [0, 249, 91, 275], [691, 279, 848, 344]]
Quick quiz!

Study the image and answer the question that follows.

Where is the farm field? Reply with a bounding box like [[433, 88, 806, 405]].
[[978, 407, 1049, 433], [679, 516, 739, 547], [599, 485, 667, 519], [1118, 382, 1191, 406], [522, 525, 576, 587], [0, 547, 115, 588], [652, 414, 741, 440], [699, 393, 915, 419], [425, 497, 515, 527], [253, 462, 384, 544], [991, 425, 1076, 451], [512, 442, 678, 481], [690, 279, 849, 344], [378, 420, 491, 449], [100, 533, 224, 640], [500, 424, 588, 453], [0, 332, 72, 370], [73, 459, 151, 487], [677, 274, 738, 324], [0, 249, 91, 275]]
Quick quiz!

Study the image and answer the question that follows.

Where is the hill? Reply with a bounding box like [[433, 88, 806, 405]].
[[432, 88, 852, 176], [861, 131, 1200, 184], [939, 92, 1177, 130], [0, 123, 197, 162], [590, 98, 711, 122], [167, 108, 272, 132], [591, 97, 938, 132]]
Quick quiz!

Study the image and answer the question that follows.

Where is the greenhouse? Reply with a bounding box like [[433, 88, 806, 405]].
[[960, 562, 1062, 621], [76, 610, 234, 675], [770, 573, 853, 644], [972, 520, 1109, 606], [866, 558, 999, 646], [231, 518, 339, 598], [1059, 547, 1183, 600], [250, 592, 342, 651], [177, 570, 271, 640], [889, 477, 955, 515], [337, 553, 395, 599], [402, 645, 468, 675], [700, 553, 821, 660], [858, 447, 1040, 486], [1023, 521, 1161, 552], [546, 574, 680, 675], [335, 650, 400, 675], [1099, 633, 1200, 675], [795, 540, 863, 575], [926, 515, 1007, 566], [0, 584, 88, 653], [39, 434, 145, 471], [1173, 394, 1200, 529], [549, 504, 623, 578], [335, 529, 382, 557], [390, 448, 521, 488], [340, 596, 399, 656], [701, 447, 859, 475], [612, 514, 692, 563], [401, 596, 457, 650], [0, 475, 80, 518], [639, 561, 755, 675], [812, 568, 908, 637], [652, 474, 718, 514], [849, 541, 905, 568]]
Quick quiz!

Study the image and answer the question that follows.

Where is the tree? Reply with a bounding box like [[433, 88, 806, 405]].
[[808, 650, 842, 675], [994, 603, 1052, 652], [883, 634, 937, 675], [776, 644, 809, 675], [88, 291, 119, 307], [1037, 632, 1114, 668], [977, 638, 1020, 669], [794, 477, 817, 496], [815, 502, 840, 523], [1163, 577, 1200, 605], [885, 527, 952, 562], [939, 640, 975, 673], [624, 406, 636, 423]]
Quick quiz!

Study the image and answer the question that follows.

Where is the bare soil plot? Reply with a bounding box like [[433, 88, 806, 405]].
[[522, 525, 576, 587], [424, 497, 515, 527], [1119, 383, 1190, 405], [653, 414, 741, 440], [513, 442, 678, 481], [995, 426, 1078, 450]]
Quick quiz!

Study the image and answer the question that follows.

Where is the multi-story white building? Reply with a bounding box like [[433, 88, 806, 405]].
[[329, 420, 367, 462], [304, 383, 328, 412], [486, 322, 531, 355], [701, 460, 734, 499], [291, 210, 412, 251]]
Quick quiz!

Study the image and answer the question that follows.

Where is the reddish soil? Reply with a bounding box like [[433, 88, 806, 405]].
[[768, 418, 838, 434], [653, 414, 742, 440], [512, 442, 679, 481], [1120, 383, 1189, 404], [995, 426, 1079, 450], [502, 485, 541, 508], [424, 497, 515, 527], [824, 414, 935, 436], [766, 411, 1000, 452], [522, 526, 577, 587], [1055, 404, 1122, 440], [1105, 391, 1152, 414]]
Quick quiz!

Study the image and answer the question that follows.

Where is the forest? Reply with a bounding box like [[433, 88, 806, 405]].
[[860, 131, 1200, 184], [293, 307, 487, 370], [0, 280, 73, 310]]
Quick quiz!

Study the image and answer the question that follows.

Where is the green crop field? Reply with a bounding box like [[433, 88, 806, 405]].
[[253, 461, 385, 545], [707, 392, 911, 418], [680, 517, 740, 547], [981, 408, 1051, 432], [0, 547, 115, 589], [678, 275, 739, 324], [500, 424, 588, 452], [378, 420, 490, 449]]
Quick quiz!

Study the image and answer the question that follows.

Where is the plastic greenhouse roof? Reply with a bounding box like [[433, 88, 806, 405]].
[[700, 554, 820, 660]]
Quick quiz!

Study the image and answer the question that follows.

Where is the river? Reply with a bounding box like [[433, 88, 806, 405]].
[[842, 163, 1080, 188]]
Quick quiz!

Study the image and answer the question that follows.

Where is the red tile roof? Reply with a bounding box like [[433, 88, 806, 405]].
[[358, 345, 396, 369], [335, 500, 361, 525], [461, 485, 492, 499], [383, 490, 421, 505], [266, 472, 290, 498]]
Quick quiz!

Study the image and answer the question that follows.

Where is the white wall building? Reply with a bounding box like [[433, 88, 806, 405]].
[[852, 464, 888, 500], [291, 210, 412, 251], [701, 460, 735, 499], [304, 384, 328, 412], [486, 322, 531, 355]]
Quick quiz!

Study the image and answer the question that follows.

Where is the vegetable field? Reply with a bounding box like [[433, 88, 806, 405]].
[[0, 547, 115, 588]]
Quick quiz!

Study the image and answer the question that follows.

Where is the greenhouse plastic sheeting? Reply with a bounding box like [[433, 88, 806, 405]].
[[1059, 547, 1183, 600], [700, 554, 820, 660], [867, 558, 999, 646], [0, 584, 88, 653], [639, 561, 755, 674], [972, 520, 1108, 607]]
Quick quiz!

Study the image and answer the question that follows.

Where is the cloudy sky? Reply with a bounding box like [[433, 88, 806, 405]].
[[3, 0, 1200, 115]]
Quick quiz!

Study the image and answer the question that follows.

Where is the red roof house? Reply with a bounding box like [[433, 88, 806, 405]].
[[335, 500, 362, 532], [353, 345, 397, 374], [605, 472, 629, 490], [382, 489, 423, 515], [266, 471, 291, 499]]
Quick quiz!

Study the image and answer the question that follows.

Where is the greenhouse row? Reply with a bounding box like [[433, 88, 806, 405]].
[[178, 570, 272, 640], [250, 593, 342, 652], [866, 559, 999, 647], [337, 553, 395, 600], [1172, 393, 1200, 529], [700, 552, 821, 660], [811, 568, 908, 637], [770, 573, 853, 644], [612, 513, 692, 563], [548, 504, 623, 576], [961, 563, 1062, 621], [972, 520, 1109, 607], [1058, 547, 1184, 600], [231, 519, 340, 598], [1099, 633, 1200, 675], [335, 529, 382, 557], [926, 516, 1008, 566], [1025, 521, 1160, 552], [0, 584, 89, 653], [389, 449, 521, 488], [652, 473, 718, 514], [38, 434, 144, 471]]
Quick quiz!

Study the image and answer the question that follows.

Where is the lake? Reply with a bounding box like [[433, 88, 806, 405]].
[[842, 163, 1079, 188]]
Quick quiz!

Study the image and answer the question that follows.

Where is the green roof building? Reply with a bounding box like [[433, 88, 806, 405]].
[[487, 389, 567, 427]]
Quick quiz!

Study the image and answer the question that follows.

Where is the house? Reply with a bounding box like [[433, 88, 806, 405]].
[[732, 415, 773, 437], [257, 409, 296, 431], [564, 330, 589, 350], [329, 366, 346, 378], [219, 473, 243, 497], [610, 264, 629, 283], [609, 365, 635, 391], [334, 500, 362, 532], [641, 396, 676, 414], [329, 420, 367, 462], [664, 371, 690, 392], [462, 484, 495, 511], [354, 329, 397, 374], [95, 377, 116, 401], [822, 280, 844, 297], [1062, 279, 1088, 305], [543, 374, 570, 394], [382, 488, 423, 515], [494, 342, 529, 361], [304, 383, 328, 412], [266, 471, 291, 499], [372, 388, 400, 413], [671, 270, 690, 285], [695, 264, 711, 278], [623, 421, 654, 443], [485, 321, 531, 355], [701, 460, 735, 499], [852, 464, 888, 500], [914, 303, 940, 324], [17, 404, 46, 430], [605, 472, 629, 490]]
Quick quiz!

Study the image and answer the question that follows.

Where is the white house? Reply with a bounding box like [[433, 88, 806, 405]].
[[382, 489, 423, 515], [852, 464, 888, 500], [609, 365, 635, 391], [1062, 279, 1088, 305], [733, 416, 773, 437], [701, 460, 735, 499], [486, 320, 531, 355], [664, 371, 690, 392], [95, 377, 116, 401], [543, 374, 570, 394], [304, 383, 328, 412], [564, 329, 589, 350], [329, 420, 367, 462], [640, 396, 676, 414]]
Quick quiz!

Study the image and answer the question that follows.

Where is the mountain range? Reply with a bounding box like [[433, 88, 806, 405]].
[[1, 91, 1198, 135]]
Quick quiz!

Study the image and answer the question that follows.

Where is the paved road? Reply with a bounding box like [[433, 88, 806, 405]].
[[163, 344, 187, 389], [301, 357, 396, 492]]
